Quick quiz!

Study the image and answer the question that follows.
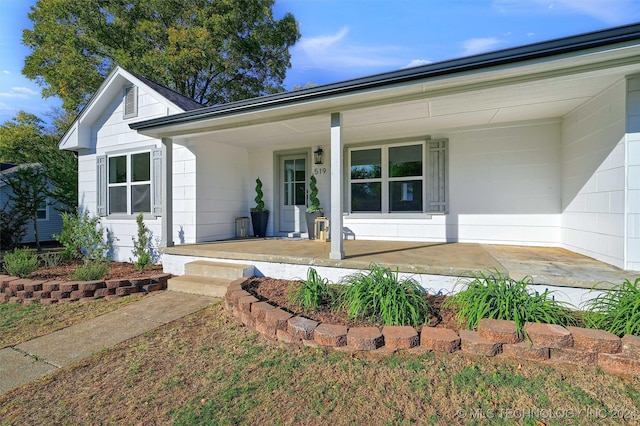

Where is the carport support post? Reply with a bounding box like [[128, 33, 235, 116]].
[[161, 137, 174, 248], [330, 112, 345, 260]]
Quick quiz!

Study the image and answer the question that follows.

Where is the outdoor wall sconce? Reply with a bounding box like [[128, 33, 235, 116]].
[[314, 147, 324, 164]]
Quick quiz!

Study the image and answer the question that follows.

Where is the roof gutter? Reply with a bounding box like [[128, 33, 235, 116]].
[[130, 23, 640, 132]]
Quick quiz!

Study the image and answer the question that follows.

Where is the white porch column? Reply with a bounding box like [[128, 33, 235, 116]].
[[161, 137, 174, 247], [330, 112, 345, 260], [626, 75, 640, 270]]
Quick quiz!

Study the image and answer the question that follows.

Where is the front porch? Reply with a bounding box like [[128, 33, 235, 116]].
[[163, 239, 639, 305]]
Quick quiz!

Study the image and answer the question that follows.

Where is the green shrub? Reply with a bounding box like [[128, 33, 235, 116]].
[[289, 268, 332, 311], [131, 213, 153, 271], [70, 261, 109, 281], [583, 278, 640, 337], [3, 248, 40, 278], [38, 252, 62, 268], [444, 270, 576, 338], [336, 263, 430, 326], [55, 210, 113, 262], [0, 204, 29, 250]]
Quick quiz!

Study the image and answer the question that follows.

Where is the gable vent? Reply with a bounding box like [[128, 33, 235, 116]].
[[123, 85, 138, 118]]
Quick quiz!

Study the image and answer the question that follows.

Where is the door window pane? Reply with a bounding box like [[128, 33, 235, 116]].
[[132, 152, 150, 182], [351, 182, 381, 212], [294, 182, 305, 205], [389, 145, 422, 177], [351, 149, 381, 179], [390, 180, 423, 212], [131, 184, 151, 213], [109, 186, 127, 213], [109, 156, 127, 183], [295, 158, 306, 181]]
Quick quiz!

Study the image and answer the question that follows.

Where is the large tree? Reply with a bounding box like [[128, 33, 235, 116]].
[[0, 112, 78, 211], [23, 0, 300, 114]]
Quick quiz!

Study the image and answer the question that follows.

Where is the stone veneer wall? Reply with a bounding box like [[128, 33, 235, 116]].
[[0, 274, 171, 305], [225, 278, 640, 378]]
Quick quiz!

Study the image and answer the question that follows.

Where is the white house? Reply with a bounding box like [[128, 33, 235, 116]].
[[60, 24, 640, 272]]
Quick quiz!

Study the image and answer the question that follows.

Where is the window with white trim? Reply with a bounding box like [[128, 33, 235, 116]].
[[348, 139, 447, 214], [36, 199, 48, 220], [96, 148, 163, 217]]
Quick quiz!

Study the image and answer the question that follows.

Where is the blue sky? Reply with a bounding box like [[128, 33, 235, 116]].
[[1, 0, 640, 125]]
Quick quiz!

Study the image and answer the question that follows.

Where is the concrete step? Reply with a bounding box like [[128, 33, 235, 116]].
[[167, 275, 230, 298], [184, 260, 254, 280]]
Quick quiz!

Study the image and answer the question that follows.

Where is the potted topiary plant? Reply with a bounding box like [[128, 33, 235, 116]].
[[305, 175, 324, 239], [250, 177, 269, 238]]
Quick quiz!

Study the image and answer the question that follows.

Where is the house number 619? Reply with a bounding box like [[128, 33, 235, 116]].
[[314, 167, 327, 175]]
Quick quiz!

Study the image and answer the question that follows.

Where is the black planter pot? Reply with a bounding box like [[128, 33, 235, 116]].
[[250, 211, 269, 238], [305, 211, 323, 240]]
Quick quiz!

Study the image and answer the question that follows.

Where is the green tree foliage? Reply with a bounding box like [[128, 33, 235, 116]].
[[23, 0, 301, 114], [1, 166, 49, 251], [0, 112, 78, 211]]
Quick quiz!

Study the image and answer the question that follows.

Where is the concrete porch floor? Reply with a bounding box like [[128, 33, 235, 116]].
[[164, 239, 639, 290]]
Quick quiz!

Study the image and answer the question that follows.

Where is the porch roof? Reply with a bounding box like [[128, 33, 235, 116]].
[[131, 23, 640, 146], [164, 239, 638, 291]]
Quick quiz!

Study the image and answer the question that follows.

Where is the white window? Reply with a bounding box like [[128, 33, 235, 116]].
[[348, 139, 447, 214], [123, 85, 138, 119], [96, 149, 162, 217], [37, 199, 48, 220]]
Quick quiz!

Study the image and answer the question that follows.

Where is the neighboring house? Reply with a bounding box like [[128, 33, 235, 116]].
[[60, 24, 640, 271], [0, 163, 64, 244]]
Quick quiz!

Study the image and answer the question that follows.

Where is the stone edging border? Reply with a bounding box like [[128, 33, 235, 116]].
[[0, 273, 172, 305], [225, 278, 640, 377]]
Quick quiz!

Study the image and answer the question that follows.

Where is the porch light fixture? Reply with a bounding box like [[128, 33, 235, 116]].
[[314, 147, 324, 164]]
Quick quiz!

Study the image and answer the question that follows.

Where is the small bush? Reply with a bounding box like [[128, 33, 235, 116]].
[[55, 210, 113, 262], [444, 270, 576, 338], [0, 204, 29, 250], [3, 248, 40, 278], [38, 252, 63, 268], [131, 213, 153, 271], [289, 268, 332, 311], [70, 261, 109, 281], [336, 263, 430, 326], [583, 278, 640, 337]]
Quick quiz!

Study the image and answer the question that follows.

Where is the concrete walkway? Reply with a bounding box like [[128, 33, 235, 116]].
[[0, 291, 214, 396]]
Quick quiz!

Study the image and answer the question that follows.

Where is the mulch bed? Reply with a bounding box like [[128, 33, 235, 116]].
[[26, 259, 164, 282], [244, 277, 461, 330]]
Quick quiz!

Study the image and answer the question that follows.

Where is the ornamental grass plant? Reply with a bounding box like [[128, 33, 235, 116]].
[[336, 263, 430, 327], [444, 270, 577, 339], [583, 278, 640, 337], [289, 268, 333, 311]]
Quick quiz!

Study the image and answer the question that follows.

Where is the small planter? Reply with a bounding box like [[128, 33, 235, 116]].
[[251, 211, 269, 238]]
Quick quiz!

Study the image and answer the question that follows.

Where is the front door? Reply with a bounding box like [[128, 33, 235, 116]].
[[280, 155, 307, 233]]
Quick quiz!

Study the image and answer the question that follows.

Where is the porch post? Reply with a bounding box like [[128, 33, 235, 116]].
[[161, 137, 174, 248], [329, 112, 345, 260]]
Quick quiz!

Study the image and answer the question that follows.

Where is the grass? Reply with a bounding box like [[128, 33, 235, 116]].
[[1, 302, 638, 425], [0, 293, 145, 349], [444, 270, 577, 338], [583, 278, 640, 337]]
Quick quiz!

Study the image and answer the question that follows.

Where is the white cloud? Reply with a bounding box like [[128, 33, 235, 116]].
[[0, 86, 39, 98], [461, 37, 502, 56], [402, 59, 432, 69], [2, 71, 10, 75], [492, 0, 639, 25], [294, 27, 406, 70]]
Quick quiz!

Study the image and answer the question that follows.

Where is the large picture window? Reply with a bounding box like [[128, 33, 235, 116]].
[[348, 139, 447, 214]]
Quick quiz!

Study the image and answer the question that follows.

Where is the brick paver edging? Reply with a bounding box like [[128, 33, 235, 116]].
[[0, 273, 171, 305], [224, 279, 640, 377]]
